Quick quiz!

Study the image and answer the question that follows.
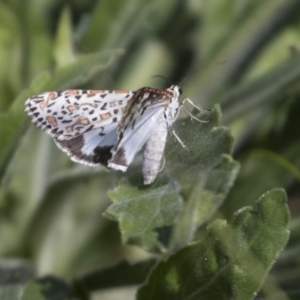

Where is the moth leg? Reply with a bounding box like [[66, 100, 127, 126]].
[[168, 125, 188, 150], [182, 97, 210, 112], [180, 105, 206, 123], [159, 155, 166, 172], [180, 98, 210, 123]]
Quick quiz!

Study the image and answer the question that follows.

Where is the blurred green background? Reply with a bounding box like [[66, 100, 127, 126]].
[[0, 0, 300, 299]]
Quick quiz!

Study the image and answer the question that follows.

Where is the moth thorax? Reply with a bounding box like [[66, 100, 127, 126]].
[[142, 116, 168, 184]]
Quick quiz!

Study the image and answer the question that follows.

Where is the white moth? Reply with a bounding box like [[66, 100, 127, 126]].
[[24, 85, 205, 184]]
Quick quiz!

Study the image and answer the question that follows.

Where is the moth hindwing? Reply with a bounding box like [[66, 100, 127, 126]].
[[25, 85, 199, 184]]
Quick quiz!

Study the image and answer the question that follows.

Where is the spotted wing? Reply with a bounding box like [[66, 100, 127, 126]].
[[108, 87, 171, 171], [25, 89, 134, 166]]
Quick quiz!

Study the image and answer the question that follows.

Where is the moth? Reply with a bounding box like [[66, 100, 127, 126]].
[[25, 85, 206, 184]]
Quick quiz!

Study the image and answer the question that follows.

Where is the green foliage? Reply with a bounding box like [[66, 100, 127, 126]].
[[106, 176, 183, 252], [0, 0, 299, 299], [137, 189, 289, 300], [106, 105, 240, 253]]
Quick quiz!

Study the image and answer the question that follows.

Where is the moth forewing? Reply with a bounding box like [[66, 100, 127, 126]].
[[24, 89, 132, 167], [108, 92, 167, 172]]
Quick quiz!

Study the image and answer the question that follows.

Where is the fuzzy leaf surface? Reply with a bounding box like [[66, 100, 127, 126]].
[[167, 105, 240, 248], [106, 105, 239, 252], [106, 176, 183, 253], [137, 189, 290, 300]]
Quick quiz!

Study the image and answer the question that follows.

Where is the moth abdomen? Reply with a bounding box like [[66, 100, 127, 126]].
[[142, 116, 168, 184]]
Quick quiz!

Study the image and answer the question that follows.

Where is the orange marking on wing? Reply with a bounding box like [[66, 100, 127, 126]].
[[114, 90, 130, 94], [81, 103, 97, 108], [39, 99, 49, 110], [65, 90, 80, 95], [46, 116, 58, 127], [66, 126, 73, 133], [48, 92, 57, 100], [80, 118, 90, 125], [67, 105, 79, 112], [87, 90, 105, 95], [110, 101, 117, 107], [100, 113, 112, 120]]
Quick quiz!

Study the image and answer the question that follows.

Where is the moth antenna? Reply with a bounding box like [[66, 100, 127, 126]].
[[152, 75, 173, 86], [178, 61, 227, 86]]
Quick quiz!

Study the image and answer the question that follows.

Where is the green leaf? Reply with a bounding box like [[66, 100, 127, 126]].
[[222, 148, 300, 217], [83, 0, 171, 51], [220, 54, 300, 124], [83, 0, 131, 51], [166, 105, 233, 187], [22, 170, 116, 275], [22, 276, 76, 300], [105, 175, 183, 253], [137, 188, 290, 300], [0, 2, 23, 104], [53, 7, 76, 68], [45, 50, 123, 91], [170, 155, 240, 250], [74, 259, 156, 293], [0, 285, 25, 300], [22, 283, 45, 300], [167, 105, 240, 249], [184, 0, 300, 124], [105, 105, 239, 252], [0, 277, 76, 300], [0, 50, 122, 185], [0, 260, 157, 299]]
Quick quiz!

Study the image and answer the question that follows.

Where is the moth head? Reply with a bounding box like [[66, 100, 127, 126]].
[[169, 85, 182, 97]]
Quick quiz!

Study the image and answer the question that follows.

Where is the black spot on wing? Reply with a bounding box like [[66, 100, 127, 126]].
[[31, 99, 44, 103], [55, 135, 113, 166], [100, 103, 107, 110], [93, 146, 113, 165], [48, 102, 56, 107], [51, 127, 58, 134]]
